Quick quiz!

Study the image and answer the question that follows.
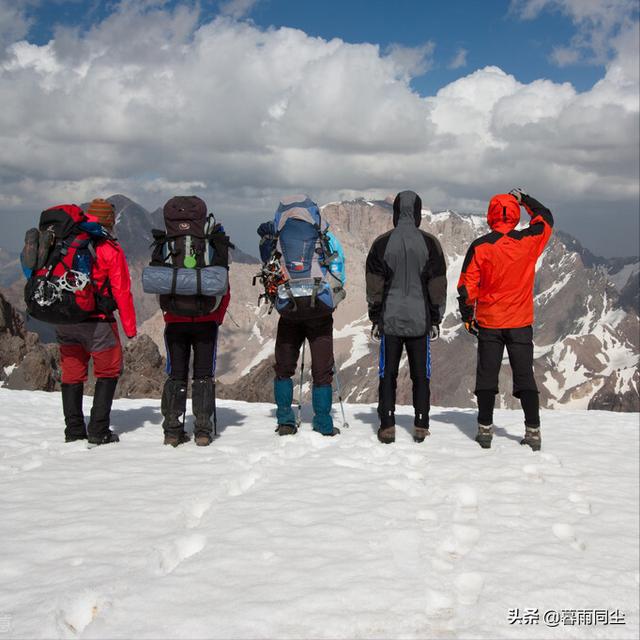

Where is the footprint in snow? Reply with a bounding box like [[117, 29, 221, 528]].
[[437, 525, 481, 561], [540, 452, 562, 466], [523, 464, 544, 483], [21, 456, 43, 471], [156, 534, 207, 575], [331, 457, 366, 470], [454, 572, 485, 606], [454, 485, 478, 522], [416, 509, 439, 529], [183, 498, 213, 528], [425, 589, 456, 625], [246, 450, 270, 465], [386, 477, 422, 498], [552, 523, 586, 551], [226, 471, 260, 497], [56, 591, 108, 636], [216, 445, 240, 455], [568, 492, 591, 515]]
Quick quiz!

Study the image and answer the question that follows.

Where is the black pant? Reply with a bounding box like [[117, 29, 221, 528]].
[[165, 321, 219, 381], [378, 333, 431, 428], [475, 325, 539, 427], [274, 314, 334, 386]]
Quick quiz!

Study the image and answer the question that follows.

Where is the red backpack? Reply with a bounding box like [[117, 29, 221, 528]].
[[23, 204, 98, 324]]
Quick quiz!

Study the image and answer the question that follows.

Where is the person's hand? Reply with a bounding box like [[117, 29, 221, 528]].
[[429, 325, 440, 341], [371, 323, 381, 342], [508, 187, 528, 203], [464, 319, 479, 337]]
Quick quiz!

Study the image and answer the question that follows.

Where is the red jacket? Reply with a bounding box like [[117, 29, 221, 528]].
[[457, 193, 553, 329], [163, 285, 231, 325], [90, 239, 138, 338]]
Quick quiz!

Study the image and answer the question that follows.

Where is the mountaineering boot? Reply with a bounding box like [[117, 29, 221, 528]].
[[161, 378, 189, 446], [520, 424, 541, 451], [164, 432, 190, 447], [476, 424, 493, 449], [312, 385, 339, 436], [276, 424, 298, 436], [87, 377, 119, 447], [61, 382, 87, 442], [377, 425, 395, 444], [413, 426, 430, 443], [192, 377, 215, 446], [274, 378, 297, 435]]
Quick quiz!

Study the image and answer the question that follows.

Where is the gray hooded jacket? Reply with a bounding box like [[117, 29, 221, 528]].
[[366, 191, 447, 337]]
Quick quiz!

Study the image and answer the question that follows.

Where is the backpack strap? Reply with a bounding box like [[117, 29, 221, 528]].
[[283, 282, 297, 311], [310, 277, 322, 308]]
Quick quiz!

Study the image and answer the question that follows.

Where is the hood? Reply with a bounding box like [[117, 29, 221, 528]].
[[393, 190, 422, 227], [487, 194, 520, 232]]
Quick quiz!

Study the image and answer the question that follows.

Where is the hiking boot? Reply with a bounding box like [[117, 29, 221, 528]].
[[321, 427, 340, 437], [65, 433, 88, 443], [61, 382, 87, 442], [414, 427, 430, 443], [87, 431, 120, 448], [164, 432, 190, 447], [161, 378, 188, 438], [276, 424, 298, 436], [195, 434, 212, 447], [312, 384, 335, 436], [476, 424, 493, 449], [192, 377, 215, 441], [274, 378, 296, 427], [520, 425, 541, 451], [86, 377, 118, 443], [377, 425, 395, 444]]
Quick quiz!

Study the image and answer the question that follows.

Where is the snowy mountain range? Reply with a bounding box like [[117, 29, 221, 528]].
[[1, 195, 638, 411]]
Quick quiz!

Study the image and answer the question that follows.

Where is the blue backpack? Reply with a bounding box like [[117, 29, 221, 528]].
[[257, 195, 345, 314]]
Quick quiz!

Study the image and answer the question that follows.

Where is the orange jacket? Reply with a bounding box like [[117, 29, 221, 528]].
[[457, 193, 553, 329]]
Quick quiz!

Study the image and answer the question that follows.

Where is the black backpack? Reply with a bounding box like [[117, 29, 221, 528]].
[[22, 204, 99, 324], [142, 196, 233, 317]]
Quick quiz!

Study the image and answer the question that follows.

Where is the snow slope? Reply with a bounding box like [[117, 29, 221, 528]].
[[0, 388, 638, 639]]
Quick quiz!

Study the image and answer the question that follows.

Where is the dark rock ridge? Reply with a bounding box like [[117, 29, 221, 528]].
[[1, 291, 165, 398]]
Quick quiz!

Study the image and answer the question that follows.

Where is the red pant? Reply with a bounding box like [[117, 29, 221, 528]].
[[56, 322, 123, 384]]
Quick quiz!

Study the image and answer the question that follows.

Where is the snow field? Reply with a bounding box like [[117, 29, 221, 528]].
[[0, 389, 638, 639]]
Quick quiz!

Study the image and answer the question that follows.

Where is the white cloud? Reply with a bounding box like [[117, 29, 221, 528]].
[[448, 47, 468, 70], [385, 41, 436, 79], [512, 0, 639, 65], [219, 0, 260, 20], [0, 0, 33, 60], [0, 3, 638, 255]]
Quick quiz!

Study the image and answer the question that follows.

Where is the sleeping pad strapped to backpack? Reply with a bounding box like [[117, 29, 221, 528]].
[[142, 195, 232, 317]]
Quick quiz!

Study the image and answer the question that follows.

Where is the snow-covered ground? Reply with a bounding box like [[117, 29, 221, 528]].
[[0, 388, 638, 639]]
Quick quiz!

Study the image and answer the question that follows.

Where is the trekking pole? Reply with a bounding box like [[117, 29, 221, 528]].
[[212, 379, 218, 438], [211, 327, 219, 438], [333, 366, 350, 428], [296, 340, 306, 428]]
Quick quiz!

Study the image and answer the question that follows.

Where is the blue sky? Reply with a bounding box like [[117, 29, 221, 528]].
[[28, 0, 606, 94], [0, 0, 638, 256]]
